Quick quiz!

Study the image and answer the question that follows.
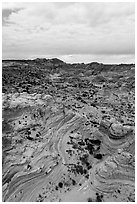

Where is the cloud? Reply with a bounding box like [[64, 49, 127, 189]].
[[2, 2, 135, 63]]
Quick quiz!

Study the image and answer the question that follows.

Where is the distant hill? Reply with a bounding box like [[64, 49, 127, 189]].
[[2, 58, 135, 66]]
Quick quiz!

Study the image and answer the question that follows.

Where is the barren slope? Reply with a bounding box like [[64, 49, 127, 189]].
[[2, 59, 135, 202]]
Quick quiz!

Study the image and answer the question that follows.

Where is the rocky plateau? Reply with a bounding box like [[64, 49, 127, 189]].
[[2, 58, 135, 202]]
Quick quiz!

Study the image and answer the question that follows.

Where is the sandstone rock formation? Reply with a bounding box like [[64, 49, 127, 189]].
[[2, 59, 135, 202]]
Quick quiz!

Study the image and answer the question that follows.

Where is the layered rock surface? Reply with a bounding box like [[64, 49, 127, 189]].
[[2, 59, 135, 202]]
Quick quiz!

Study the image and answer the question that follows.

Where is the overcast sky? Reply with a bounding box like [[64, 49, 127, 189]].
[[2, 2, 135, 64]]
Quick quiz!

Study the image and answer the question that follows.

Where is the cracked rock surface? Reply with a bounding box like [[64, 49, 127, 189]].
[[2, 59, 135, 202]]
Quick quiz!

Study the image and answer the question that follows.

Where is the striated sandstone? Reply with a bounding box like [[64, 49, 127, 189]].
[[2, 59, 135, 202]]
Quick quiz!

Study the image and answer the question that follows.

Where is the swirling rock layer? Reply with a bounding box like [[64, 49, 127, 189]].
[[2, 60, 135, 202]]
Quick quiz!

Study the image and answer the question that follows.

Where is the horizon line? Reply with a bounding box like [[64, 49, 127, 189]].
[[2, 57, 135, 65]]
